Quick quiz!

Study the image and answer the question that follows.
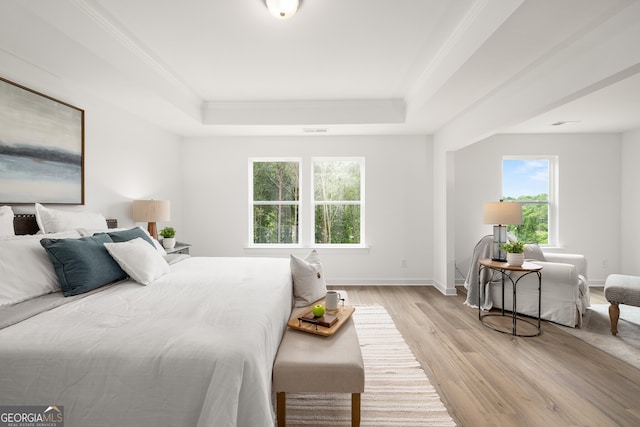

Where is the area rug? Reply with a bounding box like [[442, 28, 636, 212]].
[[283, 304, 456, 426], [555, 303, 640, 370]]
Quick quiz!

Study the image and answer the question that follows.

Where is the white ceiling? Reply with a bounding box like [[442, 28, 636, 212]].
[[2, 0, 640, 141]]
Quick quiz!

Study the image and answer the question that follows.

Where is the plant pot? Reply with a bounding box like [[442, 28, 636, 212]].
[[162, 237, 176, 249], [506, 252, 524, 267]]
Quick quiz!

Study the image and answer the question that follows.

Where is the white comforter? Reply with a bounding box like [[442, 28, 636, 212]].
[[0, 257, 293, 427]]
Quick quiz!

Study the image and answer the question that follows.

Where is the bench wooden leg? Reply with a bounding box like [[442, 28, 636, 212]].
[[352, 393, 361, 427], [277, 392, 286, 426], [609, 302, 620, 336]]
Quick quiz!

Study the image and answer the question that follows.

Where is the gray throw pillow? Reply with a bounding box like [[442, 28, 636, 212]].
[[290, 250, 327, 307]]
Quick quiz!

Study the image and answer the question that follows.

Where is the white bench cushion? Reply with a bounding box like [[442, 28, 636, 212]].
[[273, 317, 364, 393]]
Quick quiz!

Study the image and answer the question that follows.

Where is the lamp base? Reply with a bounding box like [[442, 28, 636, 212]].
[[147, 222, 158, 240], [492, 225, 507, 262]]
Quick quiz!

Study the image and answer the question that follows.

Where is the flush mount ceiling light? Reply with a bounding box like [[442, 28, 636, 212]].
[[265, 0, 300, 19]]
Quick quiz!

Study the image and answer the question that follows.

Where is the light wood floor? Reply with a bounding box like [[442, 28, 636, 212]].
[[334, 285, 640, 427]]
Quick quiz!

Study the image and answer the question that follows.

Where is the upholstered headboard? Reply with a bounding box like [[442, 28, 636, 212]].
[[13, 214, 118, 235]]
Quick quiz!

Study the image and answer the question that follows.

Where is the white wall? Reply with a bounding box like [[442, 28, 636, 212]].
[[621, 129, 640, 275], [181, 135, 433, 284], [1, 66, 183, 231], [82, 97, 183, 231], [6, 55, 634, 287], [431, 140, 457, 295], [455, 133, 621, 284]]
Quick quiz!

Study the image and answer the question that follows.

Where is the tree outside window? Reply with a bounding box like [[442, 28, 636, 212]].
[[252, 160, 300, 244], [250, 157, 364, 246], [502, 157, 555, 244], [313, 159, 363, 244]]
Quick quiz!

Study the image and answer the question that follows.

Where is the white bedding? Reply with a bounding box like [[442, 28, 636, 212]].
[[0, 256, 293, 427]]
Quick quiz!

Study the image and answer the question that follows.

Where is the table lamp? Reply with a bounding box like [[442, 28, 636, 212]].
[[132, 199, 170, 240], [483, 200, 522, 261]]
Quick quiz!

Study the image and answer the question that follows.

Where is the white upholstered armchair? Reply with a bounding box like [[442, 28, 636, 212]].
[[465, 237, 590, 328]]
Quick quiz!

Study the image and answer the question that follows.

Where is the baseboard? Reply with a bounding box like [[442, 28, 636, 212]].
[[327, 279, 431, 286], [431, 280, 459, 296], [458, 277, 606, 287], [326, 279, 459, 297]]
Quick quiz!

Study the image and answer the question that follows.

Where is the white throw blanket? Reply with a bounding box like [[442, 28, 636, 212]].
[[464, 235, 496, 310]]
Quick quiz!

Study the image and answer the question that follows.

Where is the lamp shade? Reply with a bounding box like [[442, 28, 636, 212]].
[[265, 0, 300, 19], [483, 201, 522, 225], [133, 200, 170, 222]]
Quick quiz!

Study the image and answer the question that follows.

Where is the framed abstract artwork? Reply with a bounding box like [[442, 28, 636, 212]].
[[0, 77, 84, 204]]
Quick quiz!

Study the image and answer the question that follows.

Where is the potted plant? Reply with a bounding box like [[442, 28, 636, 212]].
[[159, 226, 176, 249], [500, 241, 524, 266]]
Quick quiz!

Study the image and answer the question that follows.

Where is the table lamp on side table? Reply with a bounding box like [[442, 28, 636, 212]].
[[132, 199, 170, 240], [483, 200, 522, 262]]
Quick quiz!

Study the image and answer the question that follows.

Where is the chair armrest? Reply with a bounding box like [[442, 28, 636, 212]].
[[507, 261, 579, 303], [542, 253, 587, 280], [529, 261, 578, 284]]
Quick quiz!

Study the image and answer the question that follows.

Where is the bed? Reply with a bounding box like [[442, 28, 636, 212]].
[[0, 214, 293, 427]]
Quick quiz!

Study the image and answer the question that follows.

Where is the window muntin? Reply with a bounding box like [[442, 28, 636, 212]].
[[251, 160, 300, 245], [313, 159, 363, 245], [502, 157, 556, 245]]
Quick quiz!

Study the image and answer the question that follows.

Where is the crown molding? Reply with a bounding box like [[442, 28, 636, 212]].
[[69, 0, 198, 100], [202, 99, 406, 126]]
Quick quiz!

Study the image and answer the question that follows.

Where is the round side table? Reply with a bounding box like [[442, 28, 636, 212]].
[[478, 258, 543, 337]]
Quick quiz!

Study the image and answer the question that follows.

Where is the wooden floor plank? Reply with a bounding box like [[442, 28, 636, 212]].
[[335, 285, 640, 427]]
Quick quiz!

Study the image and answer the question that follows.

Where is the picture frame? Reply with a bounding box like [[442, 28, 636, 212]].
[[0, 76, 84, 204]]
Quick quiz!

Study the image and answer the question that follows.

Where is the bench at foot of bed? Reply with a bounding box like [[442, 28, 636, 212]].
[[273, 296, 365, 427]]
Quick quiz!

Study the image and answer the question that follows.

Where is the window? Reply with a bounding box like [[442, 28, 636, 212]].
[[313, 159, 364, 245], [251, 160, 300, 244], [250, 157, 364, 247], [502, 157, 556, 245]]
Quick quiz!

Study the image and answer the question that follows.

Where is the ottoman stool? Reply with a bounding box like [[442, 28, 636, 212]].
[[604, 274, 640, 336]]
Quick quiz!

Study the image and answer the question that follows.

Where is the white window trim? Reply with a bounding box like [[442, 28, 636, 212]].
[[248, 157, 302, 248], [502, 155, 558, 247], [311, 157, 366, 247], [247, 157, 367, 249]]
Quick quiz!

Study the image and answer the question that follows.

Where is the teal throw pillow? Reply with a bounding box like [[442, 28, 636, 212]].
[[97, 227, 155, 248], [41, 234, 127, 296]]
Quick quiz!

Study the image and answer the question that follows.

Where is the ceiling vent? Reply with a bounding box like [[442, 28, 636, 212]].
[[551, 121, 581, 126]]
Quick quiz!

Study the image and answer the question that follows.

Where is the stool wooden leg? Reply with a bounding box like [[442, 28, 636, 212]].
[[352, 393, 361, 427], [609, 302, 620, 336], [277, 392, 286, 426]]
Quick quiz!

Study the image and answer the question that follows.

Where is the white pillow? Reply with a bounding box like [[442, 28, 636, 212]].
[[0, 231, 82, 307], [35, 203, 107, 234], [524, 243, 547, 261], [0, 206, 14, 236], [290, 249, 327, 307], [151, 236, 167, 254], [104, 238, 170, 285]]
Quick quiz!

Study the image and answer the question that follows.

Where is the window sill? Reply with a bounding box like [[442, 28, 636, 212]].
[[244, 245, 371, 255]]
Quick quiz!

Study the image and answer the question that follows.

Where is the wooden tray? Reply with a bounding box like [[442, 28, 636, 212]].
[[287, 303, 355, 336]]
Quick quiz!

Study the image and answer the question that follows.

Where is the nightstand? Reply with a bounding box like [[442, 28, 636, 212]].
[[164, 242, 191, 255]]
